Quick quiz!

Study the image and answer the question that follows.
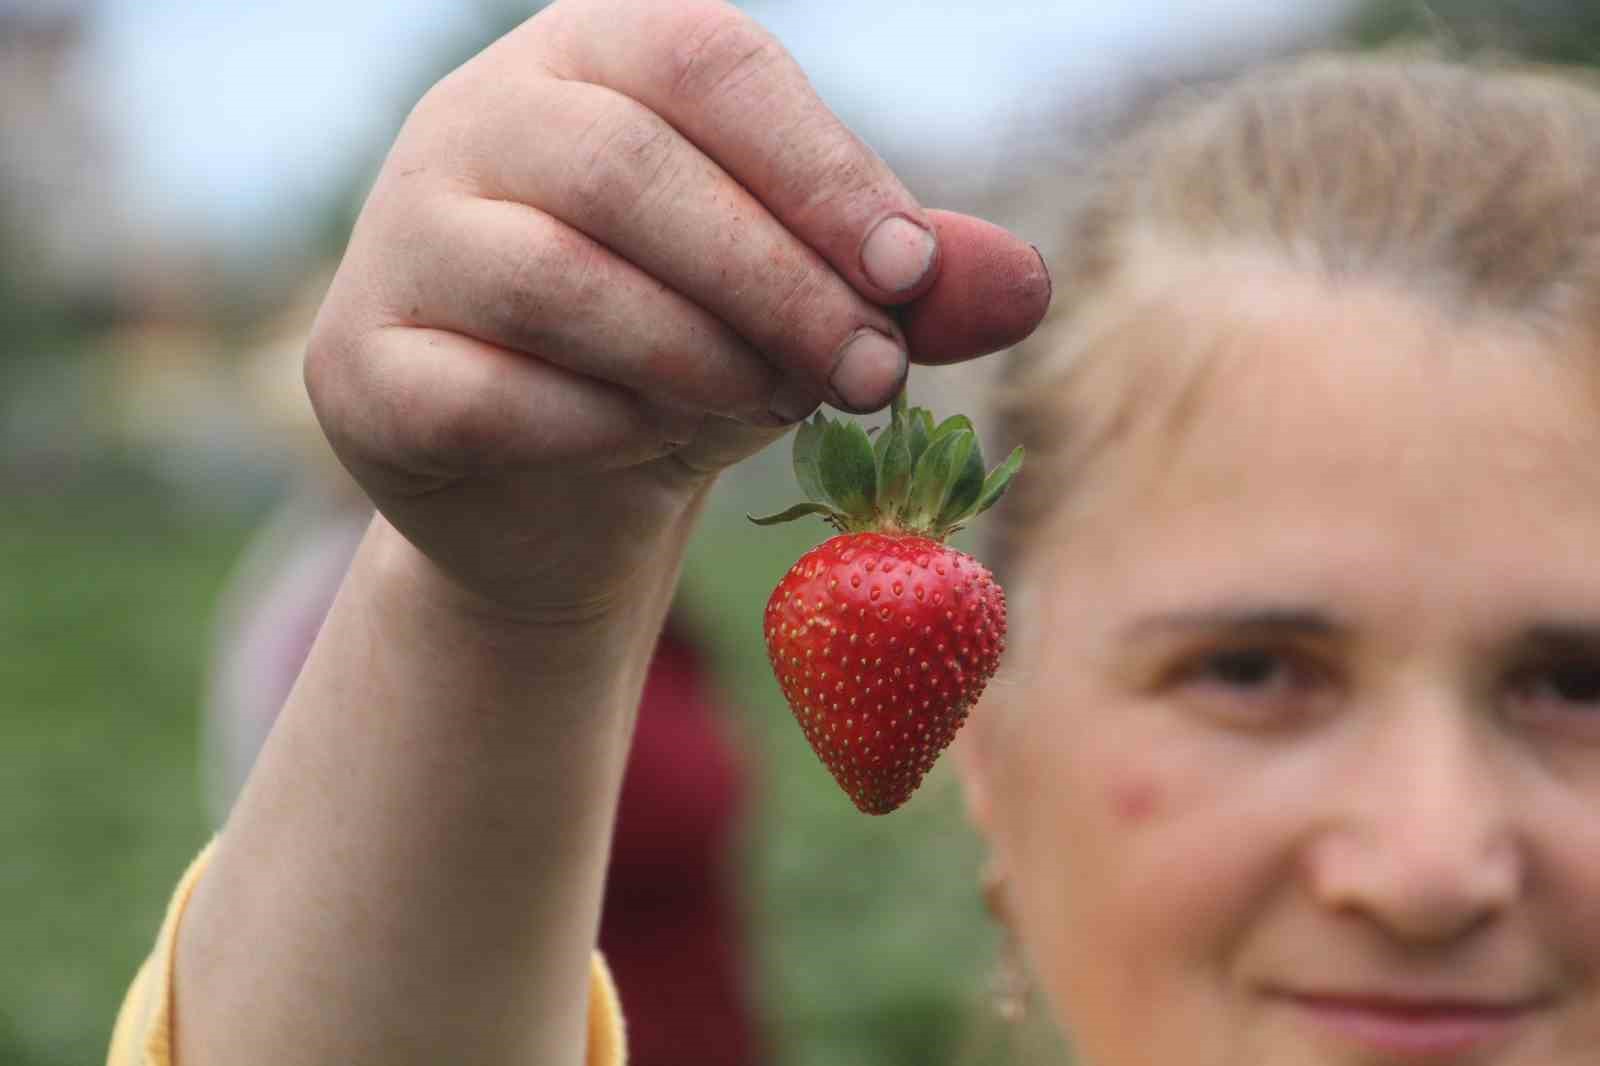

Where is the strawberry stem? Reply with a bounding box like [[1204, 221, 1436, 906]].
[[747, 383, 1023, 540]]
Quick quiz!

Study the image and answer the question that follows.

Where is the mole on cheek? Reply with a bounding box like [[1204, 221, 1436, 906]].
[[1108, 776, 1163, 824]]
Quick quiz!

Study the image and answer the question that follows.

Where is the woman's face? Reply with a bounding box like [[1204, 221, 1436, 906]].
[[970, 273, 1600, 1066]]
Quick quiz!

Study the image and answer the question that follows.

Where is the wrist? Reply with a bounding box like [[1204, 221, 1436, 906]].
[[357, 514, 677, 679]]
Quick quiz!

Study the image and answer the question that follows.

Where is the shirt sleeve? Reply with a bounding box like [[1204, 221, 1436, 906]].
[[107, 839, 628, 1066]]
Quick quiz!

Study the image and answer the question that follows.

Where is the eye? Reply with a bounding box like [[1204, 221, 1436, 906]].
[[1166, 644, 1332, 729], [1508, 657, 1600, 725], [1193, 648, 1287, 689]]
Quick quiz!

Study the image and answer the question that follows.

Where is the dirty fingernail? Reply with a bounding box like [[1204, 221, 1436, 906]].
[[861, 215, 937, 295], [830, 329, 906, 412]]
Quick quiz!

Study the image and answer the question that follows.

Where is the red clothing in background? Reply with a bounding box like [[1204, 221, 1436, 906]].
[[601, 625, 765, 1066]]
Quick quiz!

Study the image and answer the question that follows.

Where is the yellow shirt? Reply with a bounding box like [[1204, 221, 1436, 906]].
[[106, 840, 627, 1066]]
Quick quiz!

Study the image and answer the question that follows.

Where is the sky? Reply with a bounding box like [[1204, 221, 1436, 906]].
[[81, 0, 497, 253], [76, 0, 1351, 259]]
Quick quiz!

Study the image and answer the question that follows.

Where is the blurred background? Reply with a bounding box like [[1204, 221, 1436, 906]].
[[4, 2, 1595, 1064]]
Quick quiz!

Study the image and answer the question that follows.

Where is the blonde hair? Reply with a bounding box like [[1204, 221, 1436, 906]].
[[986, 52, 1600, 585]]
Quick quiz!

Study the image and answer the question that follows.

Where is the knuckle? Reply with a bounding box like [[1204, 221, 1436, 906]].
[[569, 105, 681, 228], [416, 375, 513, 473], [388, 73, 492, 192], [302, 319, 355, 448], [487, 220, 606, 352], [366, 329, 514, 477], [665, 3, 789, 107], [300, 322, 398, 486], [408, 66, 463, 125], [763, 259, 836, 351], [305, 318, 524, 487], [787, 132, 881, 227], [403, 56, 481, 141], [301, 326, 338, 416]]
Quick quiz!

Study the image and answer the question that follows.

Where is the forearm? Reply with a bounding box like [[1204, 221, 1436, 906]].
[[173, 505, 701, 1066]]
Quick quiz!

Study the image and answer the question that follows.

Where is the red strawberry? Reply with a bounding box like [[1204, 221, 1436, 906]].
[[751, 390, 1022, 814]]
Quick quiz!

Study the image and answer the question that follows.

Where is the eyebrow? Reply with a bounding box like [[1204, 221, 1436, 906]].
[[1516, 622, 1600, 656], [1119, 613, 1600, 652], [1120, 606, 1348, 640]]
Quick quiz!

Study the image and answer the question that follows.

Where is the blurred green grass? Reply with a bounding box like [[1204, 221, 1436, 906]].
[[1, 470, 1000, 1066], [1, 478, 254, 1066]]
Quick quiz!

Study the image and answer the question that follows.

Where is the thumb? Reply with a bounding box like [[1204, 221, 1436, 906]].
[[899, 209, 1052, 365]]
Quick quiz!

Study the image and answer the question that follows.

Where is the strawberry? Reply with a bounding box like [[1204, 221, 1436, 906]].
[[750, 389, 1022, 814]]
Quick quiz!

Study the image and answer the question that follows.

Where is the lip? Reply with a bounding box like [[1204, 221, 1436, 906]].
[[1271, 989, 1544, 1060]]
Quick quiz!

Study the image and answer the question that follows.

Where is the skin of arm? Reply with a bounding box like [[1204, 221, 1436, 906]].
[[174, 492, 708, 1066]]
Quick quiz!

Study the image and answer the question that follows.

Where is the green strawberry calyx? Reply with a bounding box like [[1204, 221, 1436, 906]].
[[748, 387, 1023, 541]]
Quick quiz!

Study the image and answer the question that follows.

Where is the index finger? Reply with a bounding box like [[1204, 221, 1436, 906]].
[[535, 0, 942, 305]]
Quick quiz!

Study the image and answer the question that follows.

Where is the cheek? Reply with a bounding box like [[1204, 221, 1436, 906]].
[[1532, 785, 1600, 981], [1001, 700, 1205, 880], [994, 707, 1198, 958], [1108, 774, 1165, 825], [993, 701, 1292, 988], [1009, 727, 1295, 1064], [986, 715, 1219, 1055]]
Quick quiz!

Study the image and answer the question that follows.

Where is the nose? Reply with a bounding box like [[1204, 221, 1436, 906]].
[[1302, 688, 1523, 944]]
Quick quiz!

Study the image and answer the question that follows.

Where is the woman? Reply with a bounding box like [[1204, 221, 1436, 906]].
[[109, 1, 1600, 1063], [955, 55, 1600, 1063]]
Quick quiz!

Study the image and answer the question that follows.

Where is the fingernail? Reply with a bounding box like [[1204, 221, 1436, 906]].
[[830, 329, 906, 412], [1032, 243, 1053, 304], [769, 377, 820, 424], [860, 215, 936, 294]]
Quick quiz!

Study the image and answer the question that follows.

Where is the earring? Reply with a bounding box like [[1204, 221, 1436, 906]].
[[981, 861, 1030, 1023]]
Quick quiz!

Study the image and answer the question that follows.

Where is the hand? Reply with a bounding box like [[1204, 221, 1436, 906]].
[[303, 0, 1050, 621]]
